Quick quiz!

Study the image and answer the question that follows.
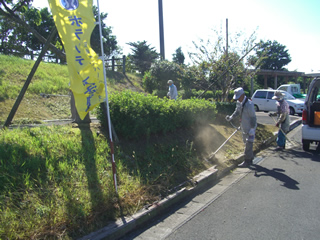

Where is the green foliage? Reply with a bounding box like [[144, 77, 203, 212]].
[[180, 65, 198, 93], [127, 41, 159, 74], [189, 27, 257, 101], [181, 89, 236, 102], [91, 6, 120, 57], [143, 62, 198, 96], [215, 101, 236, 115], [172, 47, 185, 65], [142, 71, 156, 93], [142, 60, 183, 93], [97, 91, 217, 139], [249, 40, 291, 70]]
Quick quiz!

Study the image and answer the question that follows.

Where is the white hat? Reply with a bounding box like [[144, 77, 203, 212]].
[[272, 90, 285, 100], [167, 80, 173, 84], [233, 87, 245, 100]]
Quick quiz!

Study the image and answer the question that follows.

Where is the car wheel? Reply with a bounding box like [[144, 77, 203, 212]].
[[302, 140, 310, 151], [289, 107, 295, 115], [254, 105, 259, 112]]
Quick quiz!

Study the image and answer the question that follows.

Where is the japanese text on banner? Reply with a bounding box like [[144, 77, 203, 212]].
[[48, 0, 105, 120]]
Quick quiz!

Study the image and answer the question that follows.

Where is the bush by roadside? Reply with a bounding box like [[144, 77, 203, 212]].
[[97, 91, 217, 139]]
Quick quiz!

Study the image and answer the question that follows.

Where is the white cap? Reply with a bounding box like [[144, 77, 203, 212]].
[[233, 87, 245, 100], [167, 80, 173, 84], [272, 90, 285, 100]]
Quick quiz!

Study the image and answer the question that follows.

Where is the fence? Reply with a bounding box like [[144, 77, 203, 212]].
[[105, 55, 126, 74], [24, 52, 126, 73]]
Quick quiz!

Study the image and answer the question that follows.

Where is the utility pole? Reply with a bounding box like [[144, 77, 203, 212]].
[[226, 18, 228, 57], [224, 18, 228, 101], [158, 0, 165, 60]]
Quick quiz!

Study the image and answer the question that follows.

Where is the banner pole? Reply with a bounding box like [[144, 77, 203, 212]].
[[97, 0, 118, 193]]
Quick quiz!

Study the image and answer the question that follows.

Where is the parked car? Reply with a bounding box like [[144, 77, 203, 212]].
[[251, 89, 304, 115], [302, 77, 320, 151]]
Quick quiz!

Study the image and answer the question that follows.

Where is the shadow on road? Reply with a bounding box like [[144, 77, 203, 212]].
[[250, 164, 300, 190], [280, 147, 320, 162]]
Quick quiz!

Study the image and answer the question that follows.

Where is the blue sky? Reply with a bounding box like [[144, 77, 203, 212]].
[[35, 0, 320, 73]]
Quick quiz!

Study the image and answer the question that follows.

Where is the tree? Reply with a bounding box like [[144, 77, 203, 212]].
[[127, 40, 159, 75], [0, 2, 42, 56], [142, 60, 182, 94], [27, 8, 55, 48], [189, 27, 257, 101], [248, 40, 291, 70], [1, 1, 120, 62], [172, 47, 185, 65], [90, 6, 120, 57], [0, 0, 65, 60], [247, 40, 292, 88]]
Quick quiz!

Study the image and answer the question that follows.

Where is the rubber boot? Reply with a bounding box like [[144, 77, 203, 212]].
[[238, 158, 253, 168], [238, 160, 250, 168]]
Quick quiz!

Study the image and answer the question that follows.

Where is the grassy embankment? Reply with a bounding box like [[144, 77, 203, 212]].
[[0, 54, 276, 239]]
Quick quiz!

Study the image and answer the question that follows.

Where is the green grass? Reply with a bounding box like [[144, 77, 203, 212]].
[[0, 54, 143, 124], [0, 54, 208, 239], [0, 55, 70, 99], [0, 124, 208, 239], [0, 54, 275, 239]]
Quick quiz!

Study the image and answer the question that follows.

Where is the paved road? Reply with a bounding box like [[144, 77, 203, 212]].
[[123, 125, 320, 240], [256, 111, 301, 125]]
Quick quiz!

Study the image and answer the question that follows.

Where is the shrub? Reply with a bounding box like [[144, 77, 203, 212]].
[[215, 101, 236, 115], [97, 91, 216, 139], [142, 71, 156, 94], [142, 61, 183, 93]]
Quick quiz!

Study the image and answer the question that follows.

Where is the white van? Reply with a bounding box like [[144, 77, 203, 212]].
[[301, 77, 320, 151]]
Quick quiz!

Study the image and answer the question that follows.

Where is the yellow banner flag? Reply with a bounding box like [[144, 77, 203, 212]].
[[48, 0, 105, 120]]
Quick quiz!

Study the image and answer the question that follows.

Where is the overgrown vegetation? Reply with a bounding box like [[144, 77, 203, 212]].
[[0, 54, 213, 239], [0, 54, 143, 124], [0, 54, 277, 239], [0, 1, 297, 238], [98, 91, 217, 139], [0, 118, 216, 239]]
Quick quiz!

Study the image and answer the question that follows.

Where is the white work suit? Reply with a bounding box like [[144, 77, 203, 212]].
[[230, 96, 257, 161], [167, 84, 178, 100]]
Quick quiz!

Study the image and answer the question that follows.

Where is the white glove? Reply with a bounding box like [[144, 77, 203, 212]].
[[249, 128, 255, 136], [225, 115, 232, 122]]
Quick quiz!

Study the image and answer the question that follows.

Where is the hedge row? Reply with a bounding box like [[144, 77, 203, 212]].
[[97, 91, 217, 139]]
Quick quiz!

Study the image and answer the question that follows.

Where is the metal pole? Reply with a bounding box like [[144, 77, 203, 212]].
[[158, 0, 165, 60], [97, 0, 118, 192], [270, 115, 295, 146], [226, 18, 228, 57], [251, 77, 254, 97]]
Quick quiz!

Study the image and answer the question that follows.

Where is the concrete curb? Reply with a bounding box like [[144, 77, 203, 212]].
[[79, 119, 302, 240], [79, 166, 218, 240]]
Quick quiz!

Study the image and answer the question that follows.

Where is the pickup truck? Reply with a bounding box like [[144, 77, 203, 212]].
[[277, 84, 306, 99]]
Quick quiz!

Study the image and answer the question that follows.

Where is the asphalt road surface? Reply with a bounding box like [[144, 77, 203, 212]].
[[124, 125, 320, 240], [256, 111, 301, 125]]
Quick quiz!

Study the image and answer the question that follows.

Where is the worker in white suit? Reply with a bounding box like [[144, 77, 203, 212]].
[[226, 87, 257, 167], [167, 80, 178, 100]]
